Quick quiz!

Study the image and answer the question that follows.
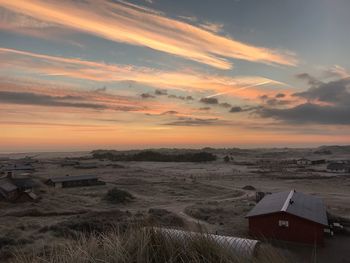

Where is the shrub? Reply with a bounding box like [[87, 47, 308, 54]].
[[104, 187, 134, 204], [92, 150, 217, 162]]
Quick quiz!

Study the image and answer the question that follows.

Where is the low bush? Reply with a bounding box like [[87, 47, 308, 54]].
[[92, 150, 217, 162], [104, 187, 134, 204]]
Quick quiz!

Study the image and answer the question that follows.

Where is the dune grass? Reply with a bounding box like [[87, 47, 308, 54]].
[[10, 226, 290, 263]]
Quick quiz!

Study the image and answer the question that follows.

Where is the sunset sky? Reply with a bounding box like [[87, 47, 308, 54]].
[[1, 0, 350, 152]]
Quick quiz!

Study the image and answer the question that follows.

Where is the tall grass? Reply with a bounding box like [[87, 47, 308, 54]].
[[11, 227, 289, 263]]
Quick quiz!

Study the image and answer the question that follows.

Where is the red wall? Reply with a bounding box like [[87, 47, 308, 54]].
[[248, 212, 324, 244]]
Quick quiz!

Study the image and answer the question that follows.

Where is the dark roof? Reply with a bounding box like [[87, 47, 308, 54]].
[[246, 190, 328, 226], [2, 164, 34, 171], [75, 163, 98, 168], [12, 178, 36, 188], [48, 174, 98, 183], [0, 178, 18, 192], [327, 162, 347, 170], [61, 160, 79, 165]]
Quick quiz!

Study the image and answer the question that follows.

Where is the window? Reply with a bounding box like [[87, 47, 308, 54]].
[[278, 220, 289, 227]]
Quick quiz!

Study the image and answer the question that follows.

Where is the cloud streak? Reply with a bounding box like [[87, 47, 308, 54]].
[[0, 78, 150, 113], [0, 47, 288, 101], [0, 91, 107, 110], [0, 0, 297, 69], [164, 117, 228, 126]]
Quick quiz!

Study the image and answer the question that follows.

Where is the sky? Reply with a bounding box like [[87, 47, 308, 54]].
[[1, 0, 350, 152]]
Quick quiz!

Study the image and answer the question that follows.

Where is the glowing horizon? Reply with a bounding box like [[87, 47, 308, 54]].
[[1, 0, 349, 152]]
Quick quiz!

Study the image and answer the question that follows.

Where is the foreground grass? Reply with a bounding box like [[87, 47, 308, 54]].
[[11, 226, 289, 263]]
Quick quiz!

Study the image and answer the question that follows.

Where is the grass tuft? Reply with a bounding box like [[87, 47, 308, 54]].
[[10, 226, 290, 263]]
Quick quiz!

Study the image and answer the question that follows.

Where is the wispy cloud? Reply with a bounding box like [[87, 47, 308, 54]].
[[0, 0, 297, 69], [0, 77, 198, 118], [0, 91, 108, 110], [167, 94, 194, 101], [199, 97, 219, 105], [164, 117, 228, 126], [323, 65, 350, 79], [198, 21, 224, 33], [0, 47, 289, 101], [206, 80, 277, 98], [0, 8, 84, 47], [140, 93, 155, 99], [0, 78, 146, 112]]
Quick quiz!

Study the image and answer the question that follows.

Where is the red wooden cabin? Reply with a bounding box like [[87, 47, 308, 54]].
[[246, 190, 328, 244]]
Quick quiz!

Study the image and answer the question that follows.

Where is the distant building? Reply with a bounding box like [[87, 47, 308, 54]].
[[0, 174, 38, 202], [0, 178, 19, 201], [246, 190, 328, 244], [311, 159, 326, 165], [296, 158, 311, 165], [74, 163, 98, 169], [46, 174, 105, 188], [327, 162, 349, 173], [61, 159, 80, 167], [1, 164, 35, 173], [11, 178, 36, 191]]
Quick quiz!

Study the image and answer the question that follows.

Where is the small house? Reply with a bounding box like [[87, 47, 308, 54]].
[[296, 158, 311, 166], [61, 159, 80, 167], [46, 174, 104, 188], [0, 176, 38, 202], [11, 178, 36, 191], [0, 178, 19, 201], [246, 190, 328, 244], [2, 164, 35, 172], [327, 162, 349, 173], [74, 163, 98, 169], [311, 159, 326, 165]]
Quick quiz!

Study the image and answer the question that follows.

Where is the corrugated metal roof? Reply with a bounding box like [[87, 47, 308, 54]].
[[48, 174, 97, 183], [151, 227, 259, 259], [246, 190, 328, 226]]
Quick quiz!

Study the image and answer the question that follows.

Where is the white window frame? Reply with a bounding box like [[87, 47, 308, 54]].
[[278, 220, 289, 227]]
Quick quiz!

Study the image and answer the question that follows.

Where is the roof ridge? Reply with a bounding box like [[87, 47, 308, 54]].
[[281, 189, 294, 212]]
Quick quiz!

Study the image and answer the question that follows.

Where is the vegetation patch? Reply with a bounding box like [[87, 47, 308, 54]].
[[11, 227, 289, 263], [40, 210, 132, 238], [148, 208, 185, 227], [242, 185, 256, 191], [103, 187, 135, 204], [92, 150, 217, 162]]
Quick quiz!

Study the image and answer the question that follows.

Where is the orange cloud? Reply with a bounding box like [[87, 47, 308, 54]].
[[0, 0, 297, 69], [0, 77, 204, 123], [0, 47, 289, 102]]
